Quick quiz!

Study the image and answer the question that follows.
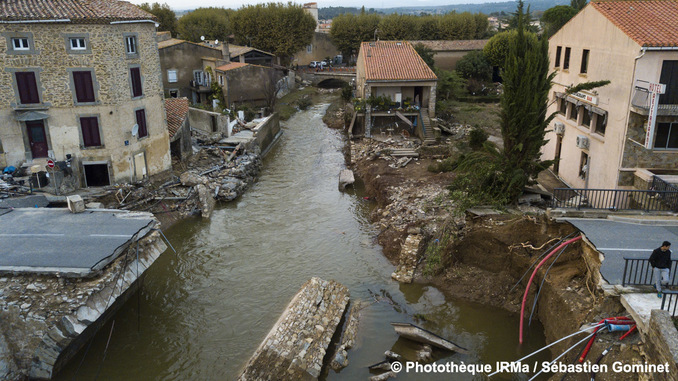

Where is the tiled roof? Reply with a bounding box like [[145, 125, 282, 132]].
[[228, 44, 275, 58], [216, 62, 249, 72], [158, 38, 221, 51], [165, 97, 189, 139], [0, 0, 154, 22], [408, 40, 489, 51], [361, 41, 437, 81], [591, 0, 678, 47]]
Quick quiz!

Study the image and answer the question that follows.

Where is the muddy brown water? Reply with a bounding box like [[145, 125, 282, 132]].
[[54, 96, 550, 381]]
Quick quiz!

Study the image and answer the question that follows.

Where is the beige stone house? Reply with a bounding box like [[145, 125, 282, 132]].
[[356, 41, 437, 140], [0, 0, 171, 187], [215, 62, 283, 110], [542, 0, 678, 193]]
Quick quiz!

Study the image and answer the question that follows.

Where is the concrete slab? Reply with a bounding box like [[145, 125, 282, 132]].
[[620, 293, 664, 334], [564, 218, 678, 285], [0, 195, 49, 208], [0, 208, 156, 277]]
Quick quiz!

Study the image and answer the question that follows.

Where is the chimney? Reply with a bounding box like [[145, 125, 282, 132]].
[[222, 42, 230, 63]]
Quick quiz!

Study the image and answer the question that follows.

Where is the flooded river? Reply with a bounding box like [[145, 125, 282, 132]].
[[55, 96, 550, 380]]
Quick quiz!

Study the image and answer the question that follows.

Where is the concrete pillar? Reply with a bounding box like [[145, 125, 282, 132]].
[[429, 84, 437, 117]]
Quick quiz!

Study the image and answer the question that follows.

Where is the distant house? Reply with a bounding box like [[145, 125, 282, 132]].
[[227, 44, 276, 66], [215, 62, 283, 110], [165, 97, 191, 159], [408, 40, 489, 71], [356, 41, 437, 141], [157, 38, 227, 104], [0, 0, 171, 188], [541, 0, 678, 193], [294, 32, 340, 66]]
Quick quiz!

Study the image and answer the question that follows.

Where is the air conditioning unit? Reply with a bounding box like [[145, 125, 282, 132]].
[[554, 122, 565, 136], [576, 135, 590, 149]]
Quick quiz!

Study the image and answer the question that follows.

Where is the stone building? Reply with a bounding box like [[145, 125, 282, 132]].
[[157, 37, 226, 104], [294, 32, 340, 67], [542, 0, 678, 191], [356, 41, 437, 140], [0, 0, 171, 187], [215, 62, 284, 110]]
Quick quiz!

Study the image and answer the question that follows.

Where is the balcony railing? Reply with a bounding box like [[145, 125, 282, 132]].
[[661, 291, 678, 317], [631, 79, 678, 113], [552, 187, 678, 212]]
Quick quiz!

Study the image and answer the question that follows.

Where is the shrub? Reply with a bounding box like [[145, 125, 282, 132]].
[[469, 128, 489, 150], [341, 83, 353, 102], [297, 96, 312, 110]]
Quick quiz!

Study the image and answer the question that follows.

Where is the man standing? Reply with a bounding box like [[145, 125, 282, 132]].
[[650, 241, 672, 298]]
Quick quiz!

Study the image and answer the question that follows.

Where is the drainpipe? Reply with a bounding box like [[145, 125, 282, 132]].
[[616, 47, 647, 188]]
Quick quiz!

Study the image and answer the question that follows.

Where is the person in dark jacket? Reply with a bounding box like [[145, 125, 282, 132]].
[[650, 241, 672, 297]]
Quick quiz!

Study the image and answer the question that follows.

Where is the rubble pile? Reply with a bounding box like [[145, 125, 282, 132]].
[[349, 138, 420, 166], [102, 146, 262, 219]]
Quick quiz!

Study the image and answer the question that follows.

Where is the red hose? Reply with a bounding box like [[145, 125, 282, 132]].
[[519, 235, 582, 344], [618, 324, 637, 341], [579, 316, 633, 363]]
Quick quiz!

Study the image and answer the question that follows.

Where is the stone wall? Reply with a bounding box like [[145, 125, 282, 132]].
[[621, 112, 678, 171], [158, 42, 223, 99], [252, 113, 281, 156], [222, 65, 283, 109], [642, 310, 678, 381], [0, 220, 167, 380], [238, 277, 349, 380], [188, 107, 230, 135], [0, 21, 171, 183]]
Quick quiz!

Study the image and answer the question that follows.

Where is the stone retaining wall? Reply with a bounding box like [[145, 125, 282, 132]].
[[0, 227, 167, 380], [238, 277, 349, 380], [642, 310, 678, 381]]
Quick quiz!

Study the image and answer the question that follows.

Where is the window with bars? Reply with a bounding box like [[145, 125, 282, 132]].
[[135, 109, 148, 138], [72, 71, 96, 103], [15, 72, 40, 104], [80, 116, 101, 147]]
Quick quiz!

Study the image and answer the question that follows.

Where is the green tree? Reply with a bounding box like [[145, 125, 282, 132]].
[[330, 12, 380, 59], [413, 43, 435, 70], [508, 0, 538, 33], [417, 15, 440, 39], [571, 0, 588, 11], [177, 7, 232, 42], [483, 29, 538, 69], [378, 14, 419, 40], [436, 70, 466, 101], [139, 2, 177, 36], [452, 1, 554, 205], [541, 5, 578, 38], [230, 3, 316, 62], [455, 51, 492, 81]]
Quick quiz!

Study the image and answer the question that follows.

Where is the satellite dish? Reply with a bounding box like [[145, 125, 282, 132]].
[[200, 35, 205, 41], [132, 124, 139, 137], [215, 39, 219, 44]]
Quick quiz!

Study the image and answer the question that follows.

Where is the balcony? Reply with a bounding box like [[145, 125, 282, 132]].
[[630, 79, 678, 116]]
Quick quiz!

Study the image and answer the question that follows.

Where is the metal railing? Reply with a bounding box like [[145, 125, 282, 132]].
[[622, 258, 678, 287], [552, 188, 678, 212], [661, 290, 678, 317], [652, 175, 678, 193]]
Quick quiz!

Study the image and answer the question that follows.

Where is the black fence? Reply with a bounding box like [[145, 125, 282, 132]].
[[661, 290, 678, 317], [622, 258, 678, 287], [552, 188, 678, 212]]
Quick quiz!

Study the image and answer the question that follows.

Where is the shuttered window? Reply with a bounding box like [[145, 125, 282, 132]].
[[72, 71, 95, 103], [135, 109, 148, 138], [80, 117, 101, 147], [130, 67, 143, 97], [15, 72, 40, 104]]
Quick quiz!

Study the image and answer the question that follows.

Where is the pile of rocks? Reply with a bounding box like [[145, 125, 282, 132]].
[[349, 138, 420, 166]]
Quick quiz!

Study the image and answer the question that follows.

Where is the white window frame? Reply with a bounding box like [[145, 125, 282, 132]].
[[167, 69, 177, 83], [12, 38, 29, 50], [125, 36, 137, 54], [306, 44, 312, 53], [218, 75, 224, 86], [70, 38, 86, 50]]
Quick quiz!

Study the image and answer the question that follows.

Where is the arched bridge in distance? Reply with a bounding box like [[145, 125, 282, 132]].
[[296, 67, 356, 87]]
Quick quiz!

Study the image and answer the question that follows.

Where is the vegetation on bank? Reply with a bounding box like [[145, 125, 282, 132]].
[[275, 87, 317, 121]]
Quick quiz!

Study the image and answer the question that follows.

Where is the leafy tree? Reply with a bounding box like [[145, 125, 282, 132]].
[[571, 0, 588, 11], [139, 2, 177, 36], [330, 13, 380, 59], [378, 14, 420, 40], [177, 7, 231, 42], [452, 0, 554, 205], [541, 5, 578, 38], [455, 51, 492, 81], [414, 43, 435, 70], [417, 15, 440, 40], [483, 29, 538, 69], [436, 69, 466, 101], [230, 3, 316, 62]]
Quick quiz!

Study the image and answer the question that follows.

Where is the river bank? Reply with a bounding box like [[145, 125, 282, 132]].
[[344, 110, 647, 379]]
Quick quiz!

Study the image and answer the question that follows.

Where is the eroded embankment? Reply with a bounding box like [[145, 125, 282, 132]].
[[350, 137, 645, 380]]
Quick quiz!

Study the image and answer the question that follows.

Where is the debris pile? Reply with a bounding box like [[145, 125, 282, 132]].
[[103, 145, 262, 219]]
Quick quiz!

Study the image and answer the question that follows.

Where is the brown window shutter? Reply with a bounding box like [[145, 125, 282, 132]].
[[81, 117, 101, 147], [136, 109, 148, 138], [16, 72, 40, 104], [130, 68, 143, 97], [73, 71, 95, 103]]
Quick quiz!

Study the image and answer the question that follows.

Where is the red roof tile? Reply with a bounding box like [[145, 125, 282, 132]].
[[361, 41, 437, 81], [591, 0, 678, 47], [0, 0, 154, 22], [165, 97, 189, 139], [216, 62, 249, 72]]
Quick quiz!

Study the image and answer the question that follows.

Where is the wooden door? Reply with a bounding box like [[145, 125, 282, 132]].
[[26, 121, 48, 158]]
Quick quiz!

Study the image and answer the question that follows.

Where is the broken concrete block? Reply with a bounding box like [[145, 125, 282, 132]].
[[339, 169, 355, 191], [85, 202, 104, 209], [66, 195, 85, 213], [180, 171, 208, 187]]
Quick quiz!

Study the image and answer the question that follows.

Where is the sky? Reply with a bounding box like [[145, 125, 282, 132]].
[[127, 0, 497, 12]]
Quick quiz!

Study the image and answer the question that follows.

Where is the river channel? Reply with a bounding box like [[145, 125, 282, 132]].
[[55, 95, 550, 380]]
